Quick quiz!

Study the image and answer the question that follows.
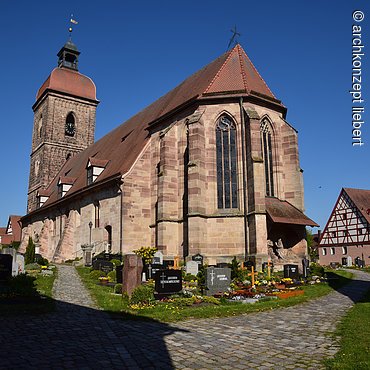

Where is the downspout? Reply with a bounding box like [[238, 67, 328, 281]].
[[116, 178, 124, 261], [239, 97, 249, 258]]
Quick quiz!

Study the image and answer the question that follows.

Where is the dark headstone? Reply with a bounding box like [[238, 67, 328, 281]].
[[116, 265, 123, 284], [192, 253, 204, 266], [34, 253, 43, 264], [148, 264, 164, 280], [0, 255, 13, 281], [342, 257, 347, 266], [163, 260, 174, 269], [283, 264, 299, 279], [243, 260, 255, 271], [205, 267, 231, 296], [154, 269, 182, 294], [92, 260, 114, 274], [103, 253, 111, 261]]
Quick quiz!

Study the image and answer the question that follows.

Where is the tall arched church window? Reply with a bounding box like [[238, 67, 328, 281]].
[[216, 115, 238, 209], [261, 119, 274, 197], [65, 112, 76, 136]]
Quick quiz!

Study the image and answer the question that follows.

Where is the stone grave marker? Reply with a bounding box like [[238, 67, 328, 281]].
[[122, 254, 143, 296], [283, 264, 299, 279], [116, 265, 123, 284], [347, 256, 353, 267], [16, 254, 25, 275], [0, 254, 13, 281], [154, 269, 182, 294], [205, 267, 231, 296], [92, 260, 114, 274], [153, 251, 163, 265], [148, 264, 164, 279], [192, 253, 204, 266], [186, 261, 199, 276], [163, 260, 174, 269]]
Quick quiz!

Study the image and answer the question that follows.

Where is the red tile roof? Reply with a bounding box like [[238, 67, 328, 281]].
[[265, 197, 318, 227], [343, 188, 370, 224], [0, 215, 22, 244], [87, 157, 109, 168], [36, 68, 97, 102], [27, 44, 284, 215]]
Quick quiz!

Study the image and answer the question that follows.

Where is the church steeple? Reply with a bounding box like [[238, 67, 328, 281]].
[[57, 39, 80, 71]]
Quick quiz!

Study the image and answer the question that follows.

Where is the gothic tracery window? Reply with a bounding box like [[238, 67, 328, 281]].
[[261, 119, 274, 197], [216, 115, 238, 209]]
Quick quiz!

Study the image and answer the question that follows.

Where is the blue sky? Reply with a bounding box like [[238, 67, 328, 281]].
[[0, 0, 369, 231]]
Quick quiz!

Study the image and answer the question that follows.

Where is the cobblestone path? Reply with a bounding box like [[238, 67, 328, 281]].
[[0, 267, 369, 369]]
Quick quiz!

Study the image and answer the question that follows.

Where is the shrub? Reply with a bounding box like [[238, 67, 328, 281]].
[[111, 259, 122, 267], [25, 263, 41, 271], [310, 262, 325, 277], [24, 237, 36, 265], [8, 274, 38, 297], [114, 283, 122, 294], [90, 270, 106, 280], [130, 283, 155, 305], [107, 270, 116, 282], [35, 255, 49, 266], [183, 273, 197, 282]]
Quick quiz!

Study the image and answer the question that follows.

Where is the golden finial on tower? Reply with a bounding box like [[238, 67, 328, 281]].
[[68, 14, 78, 39]]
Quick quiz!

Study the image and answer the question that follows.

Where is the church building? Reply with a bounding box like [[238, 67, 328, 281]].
[[19, 38, 317, 268]]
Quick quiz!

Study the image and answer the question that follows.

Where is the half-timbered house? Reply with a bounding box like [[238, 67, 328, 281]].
[[318, 188, 370, 266]]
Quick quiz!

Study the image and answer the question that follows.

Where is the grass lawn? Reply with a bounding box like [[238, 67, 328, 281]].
[[0, 267, 57, 315], [77, 267, 353, 322], [324, 277, 370, 370]]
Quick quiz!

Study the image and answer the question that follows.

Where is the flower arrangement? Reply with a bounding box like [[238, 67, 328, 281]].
[[133, 246, 158, 265]]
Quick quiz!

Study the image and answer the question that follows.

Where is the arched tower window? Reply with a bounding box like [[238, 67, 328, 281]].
[[261, 119, 274, 197], [216, 115, 238, 209], [65, 112, 76, 136]]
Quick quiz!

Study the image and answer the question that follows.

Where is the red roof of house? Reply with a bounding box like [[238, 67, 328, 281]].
[[36, 67, 97, 102], [265, 197, 318, 227], [26, 44, 284, 214], [343, 188, 370, 224], [0, 215, 22, 244]]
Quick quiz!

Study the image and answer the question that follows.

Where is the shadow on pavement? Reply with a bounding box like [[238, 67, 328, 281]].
[[326, 270, 370, 303], [0, 299, 188, 369]]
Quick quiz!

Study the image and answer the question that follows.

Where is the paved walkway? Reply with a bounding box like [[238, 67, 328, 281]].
[[0, 267, 369, 369]]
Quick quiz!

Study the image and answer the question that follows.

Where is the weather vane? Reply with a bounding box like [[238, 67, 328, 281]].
[[68, 14, 78, 39], [227, 25, 241, 50]]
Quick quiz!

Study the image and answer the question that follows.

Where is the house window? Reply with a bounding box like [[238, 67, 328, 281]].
[[322, 248, 327, 256], [86, 158, 106, 186], [332, 231, 336, 237], [342, 246, 347, 255], [330, 247, 335, 255], [261, 119, 274, 196], [343, 213, 347, 220], [216, 115, 238, 209]]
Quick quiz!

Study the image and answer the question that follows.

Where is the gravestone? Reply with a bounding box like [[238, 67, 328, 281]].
[[116, 265, 123, 284], [0, 254, 13, 281], [283, 264, 299, 279], [122, 254, 143, 296], [347, 256, 353, 267], [148, 264, 164, 279], [205, 267, 231, 296], [92, 260, 114, 274], [153, 251, 163, 265], [154, 270, 182, 294], [163, 260, 174, 269], [342, 257, 347, 266], [302, 257, 309, 278], [192, 253, 204, 266], [186, 261, 199, 276], [243, 260, 255, 271], [16, 254, 25, 275]]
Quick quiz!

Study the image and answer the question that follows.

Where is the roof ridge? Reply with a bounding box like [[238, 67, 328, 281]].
[[239, 46, 276, 99], [236, 44, 250, 92], [203, 47, 235, 94]]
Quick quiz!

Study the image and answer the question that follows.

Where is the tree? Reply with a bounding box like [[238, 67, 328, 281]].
[[24, 237, 36, 265], [306, 228, 318, 262]]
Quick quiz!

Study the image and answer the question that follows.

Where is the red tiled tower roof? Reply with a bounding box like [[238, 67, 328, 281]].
[[36, 68, 97, 102]]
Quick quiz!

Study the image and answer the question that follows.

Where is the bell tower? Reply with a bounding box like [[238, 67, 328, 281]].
[[27, 38, 99, 213]]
